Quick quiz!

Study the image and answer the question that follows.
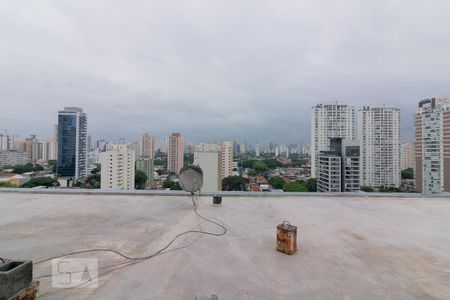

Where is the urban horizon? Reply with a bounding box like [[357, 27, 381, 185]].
[[2, 98, 436, 146]]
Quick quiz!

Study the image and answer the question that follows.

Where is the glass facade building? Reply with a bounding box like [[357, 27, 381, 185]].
[[57, 107, 87, 181]]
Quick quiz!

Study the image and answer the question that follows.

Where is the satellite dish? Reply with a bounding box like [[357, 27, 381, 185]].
[[179, 165, 203, 194]]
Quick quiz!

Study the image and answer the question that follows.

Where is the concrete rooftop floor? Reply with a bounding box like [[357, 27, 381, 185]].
[[1, 191, 450, 299]]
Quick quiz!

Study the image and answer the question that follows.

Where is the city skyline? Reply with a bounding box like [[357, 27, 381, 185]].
[[2, 1, 450, 143], [0, 99, 433, 145]]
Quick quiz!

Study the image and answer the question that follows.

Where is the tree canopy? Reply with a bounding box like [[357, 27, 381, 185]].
[[268, 176, 285, 189], [5, 163, 44, 174], [401, 168, 414, 179], [135, 170, 148, 189], [22, 177, 57, 188], [222, 176, 249, 191], [162, 178, 182, 190], [283, 182, 308, 192]]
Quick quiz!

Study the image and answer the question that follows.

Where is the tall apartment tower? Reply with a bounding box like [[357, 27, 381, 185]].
[[400, 143, 415, 171], [100, 144, 135, 190], [139, 133, 155, 159], [415, 97, 450, 193], [220, 141, 233, 181], [167, 132, 184, 175], [357, 105, 401, 188], [57, 107, 88, 181], [311, 102, 355, 178], [317, 138, 360, 192]]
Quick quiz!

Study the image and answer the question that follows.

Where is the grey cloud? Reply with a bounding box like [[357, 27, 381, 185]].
[[1, 0, 449, 143]]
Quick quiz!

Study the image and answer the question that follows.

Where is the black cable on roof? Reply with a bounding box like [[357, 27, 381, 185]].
[[36, 194, 226, 298]]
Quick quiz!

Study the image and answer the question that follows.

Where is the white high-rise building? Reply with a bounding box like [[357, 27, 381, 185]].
[[400, 143, 415, 171], [220, 141, 233, 181], [43, 139, 57, 161], [310, 102, 355, 178], [357, 105, 401, 188], [415, 97, 450, 193], [194, 144, 221, 193], [100, 144, 135, 190], [139, 133, 155, 159]]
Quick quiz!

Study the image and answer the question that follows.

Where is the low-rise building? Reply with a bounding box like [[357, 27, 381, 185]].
[[136, 156, 154, 189]]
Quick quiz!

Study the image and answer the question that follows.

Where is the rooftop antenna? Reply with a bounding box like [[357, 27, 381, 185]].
[[178, 165, 203, 195]]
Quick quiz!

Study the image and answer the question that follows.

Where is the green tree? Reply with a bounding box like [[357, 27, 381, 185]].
[[135, 170, 148, 189], [12, 163, 34, 174], [253, 161, 268, 173], [48, 160, 57, 173], [268, 176, 285, 189], [361, 186, 374, 192], [87, 173, 101, 188], [222, 176, 249, 191], [91, 166, 101, 174], [22, 177, 57, 188], [162, 178, 175, 189], [247, 170, 257, 177], [162, 178, 182, 190], [283, 182, 308, 192], [171, 182, 182, 190], [33, 164, 44, 172], [184, 154, 194, 166], [401, 168, 414, 179], [240, 159, 257, 169], [305, 178, 317, 192], [264, 159, 282, 169]]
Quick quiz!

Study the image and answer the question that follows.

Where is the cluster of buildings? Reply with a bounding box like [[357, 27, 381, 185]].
[[2, 96, 449, 194], [311, 97, 450, 194], [0, 130, 58, 168]]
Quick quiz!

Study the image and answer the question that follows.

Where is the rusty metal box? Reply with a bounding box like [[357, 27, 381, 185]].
[[276, 221, 297, 255]]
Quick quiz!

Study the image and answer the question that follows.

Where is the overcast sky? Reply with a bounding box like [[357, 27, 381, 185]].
[[1, 0, 449, 144]]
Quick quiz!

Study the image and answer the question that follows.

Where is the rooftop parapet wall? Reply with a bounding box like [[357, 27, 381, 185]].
[[0, 188, 449, 198]]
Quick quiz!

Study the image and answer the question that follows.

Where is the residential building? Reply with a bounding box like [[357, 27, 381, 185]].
[[139, 133, 155, 159], [357, 105, 401, 188], [136, 156, 154, 189], [0, 130, 20, 151], [43, 139, 57, 161], [317, 153, 341, 192], [311, 102, 355, 178], [0, 150, 30, 168], [415, 97, 450, 193], [220, 141, 233, 181], [167, 133, 184, 175], [100, 144, 135, 190], [400, 143, 415, 171], [194, 145, 221, 193], [19, 135, 43, 162], [57, 107, 88, 181], [317, 138, 360, 192]]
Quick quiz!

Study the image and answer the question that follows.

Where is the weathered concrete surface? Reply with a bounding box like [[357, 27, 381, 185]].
[[0, 192, 449, 299]]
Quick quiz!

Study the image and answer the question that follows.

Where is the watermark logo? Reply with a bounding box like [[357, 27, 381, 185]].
[[51, 258, 98, 288]]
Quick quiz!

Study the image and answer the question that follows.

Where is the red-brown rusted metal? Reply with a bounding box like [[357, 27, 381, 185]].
[[277, 221, 297, 255]]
